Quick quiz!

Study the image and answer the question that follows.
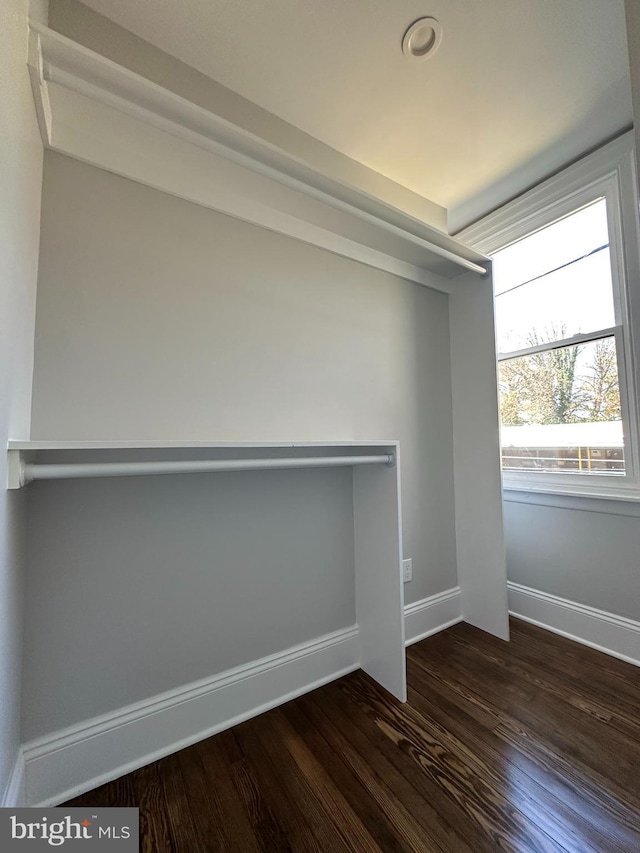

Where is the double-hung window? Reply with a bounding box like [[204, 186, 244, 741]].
[[457, 133, 640, 500]]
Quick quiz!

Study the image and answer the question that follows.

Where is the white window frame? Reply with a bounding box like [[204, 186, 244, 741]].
[[457, 132, 640, 503]]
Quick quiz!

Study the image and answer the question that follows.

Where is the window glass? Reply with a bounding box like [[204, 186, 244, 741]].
[[494, 200, 615, 354], [499, 337, 624, 475]]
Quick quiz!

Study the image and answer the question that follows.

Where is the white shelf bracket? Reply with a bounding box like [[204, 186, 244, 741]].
[[7, 450, 26, 490]]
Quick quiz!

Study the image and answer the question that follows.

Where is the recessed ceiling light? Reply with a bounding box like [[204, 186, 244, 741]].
[[402, 17, 443, 62]]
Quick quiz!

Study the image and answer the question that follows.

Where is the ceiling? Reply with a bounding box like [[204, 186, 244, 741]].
[[72, 0, 633, 230]]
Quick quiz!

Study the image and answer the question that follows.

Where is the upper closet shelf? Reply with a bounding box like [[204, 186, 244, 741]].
[[27, 23, 488, 288]]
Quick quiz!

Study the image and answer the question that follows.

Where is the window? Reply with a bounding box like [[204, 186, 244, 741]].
[[457, 133, 640, 500], [495, 199, 625, 477]]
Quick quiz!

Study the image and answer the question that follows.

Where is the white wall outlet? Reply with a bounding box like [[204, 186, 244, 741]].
[[402, 558, 412, 583]]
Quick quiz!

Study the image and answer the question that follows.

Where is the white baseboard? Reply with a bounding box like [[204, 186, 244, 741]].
[[508, 582, 640, 667], [404, 586, 462, 646], [22, 625, 359, 807], [1, 751, 25, 808], [20, 585, 635, 808], [20, 588, 461, 808]]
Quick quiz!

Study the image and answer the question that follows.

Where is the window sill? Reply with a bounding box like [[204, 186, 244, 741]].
[[503, 483, 640, 517]]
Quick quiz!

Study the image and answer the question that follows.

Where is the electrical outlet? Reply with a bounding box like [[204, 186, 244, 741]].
[[402, 558, 412, 583]]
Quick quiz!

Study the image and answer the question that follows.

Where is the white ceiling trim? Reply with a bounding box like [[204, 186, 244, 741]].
[[455, 133, 636, 254], [27, 22, 488, 287]]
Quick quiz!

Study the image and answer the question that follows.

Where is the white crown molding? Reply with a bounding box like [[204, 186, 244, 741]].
[[18, 589, 461, 807], [508, 581, 640, 667], [27, 22, 488, 289]]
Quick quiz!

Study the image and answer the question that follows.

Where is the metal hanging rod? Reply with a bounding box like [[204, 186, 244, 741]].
[[17, 454, 395, 486]]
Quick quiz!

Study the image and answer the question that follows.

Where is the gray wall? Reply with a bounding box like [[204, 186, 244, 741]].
[[0, 0, 44, 799], [22, 468, 355, 739], [25, 151, 457, 737], [626, 0, 640, 176], [504, 498, 640, 621]]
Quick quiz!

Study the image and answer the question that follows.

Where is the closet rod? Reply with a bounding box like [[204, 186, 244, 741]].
[[20, 454, 395, 485]]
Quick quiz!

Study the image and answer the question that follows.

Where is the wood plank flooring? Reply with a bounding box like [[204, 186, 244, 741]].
[[65, 618, 640, 851]]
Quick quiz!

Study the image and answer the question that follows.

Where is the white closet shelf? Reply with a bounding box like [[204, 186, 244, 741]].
[[9, 437, 408, 700], [7, 440, 399, 489], [8, 440, 398, 450], [27, 23, 488, 286]]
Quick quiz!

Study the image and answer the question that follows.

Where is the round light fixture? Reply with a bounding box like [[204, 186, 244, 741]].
[[402, 17, 443, 62]]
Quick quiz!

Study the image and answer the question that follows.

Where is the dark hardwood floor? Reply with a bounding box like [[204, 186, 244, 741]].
[[65, 618, 640, 851]]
